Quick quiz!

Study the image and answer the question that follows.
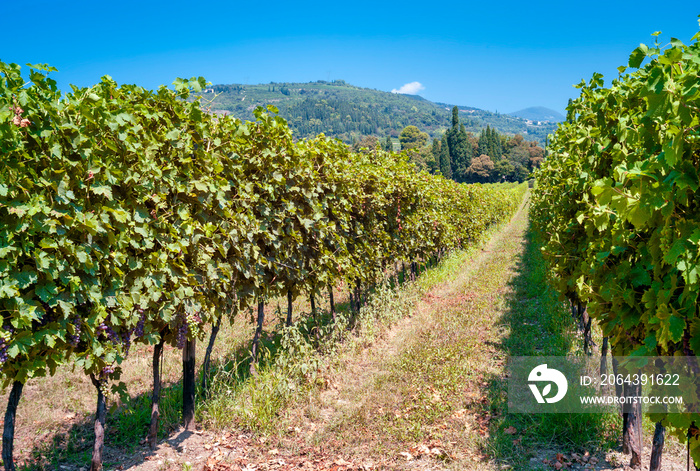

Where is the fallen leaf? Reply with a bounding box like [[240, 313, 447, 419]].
[[504, 426, 517, 435], [399, 451, 413, 460], [411, 444, 430, 456]]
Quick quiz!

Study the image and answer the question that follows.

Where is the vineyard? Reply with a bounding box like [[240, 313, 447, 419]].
[[0, 62, 526, 470], [532, 29, 700, 468]]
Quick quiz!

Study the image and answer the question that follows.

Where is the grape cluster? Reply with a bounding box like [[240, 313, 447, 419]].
[[97, 365, 116, 395], [0, 326, 13, 365], [10, 104, 30, 128], [175, 310, 205, 349], [0, 338, 8, 365], [98, 323, 118, 345], [176, 322, 189, 349], [121, 331, 132, 357], [133, 309, 146, 338], [69, 316, 81, 347]]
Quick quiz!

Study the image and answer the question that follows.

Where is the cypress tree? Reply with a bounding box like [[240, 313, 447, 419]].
[[451, 125, 471, 182], [384, 136, 393, 152], [446, 107, 471, 182], [478, 128, 489, 157], [439, 134, 452, 179], [488, 126, 502, 161]]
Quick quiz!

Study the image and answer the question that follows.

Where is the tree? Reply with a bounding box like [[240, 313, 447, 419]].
[[488, 126, 502, 160], [466, 154, 495, 182], [494, 160, 515, 181], [446, 107, 471, 182], [478, 127, 489, 156], [352, 135, 379, 153], [384, 136, 394, 152], [508, 143, 531, 168], [399, 125, 429, 150], [528, 143, 545, 169], [439, 134, 452, 179]]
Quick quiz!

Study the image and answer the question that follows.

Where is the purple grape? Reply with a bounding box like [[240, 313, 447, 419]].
[[69, 316, 81, 347], [176, 322, 188, 349], [133, 310, 146, 338], [0, 342, 7, 364]]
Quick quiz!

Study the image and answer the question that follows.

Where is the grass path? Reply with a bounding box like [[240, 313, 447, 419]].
[[275, 197, 542, 469]]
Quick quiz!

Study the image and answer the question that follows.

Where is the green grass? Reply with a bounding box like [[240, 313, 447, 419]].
[[486, 222, 619, 469]]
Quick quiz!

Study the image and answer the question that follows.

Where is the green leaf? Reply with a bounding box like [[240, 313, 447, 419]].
[[36, 282, 58, 302], [90, 185, 113, 200], [663, 239, 686, 264], [662, 135, 683, 166], [6, 344, 19, 359], [668, 315, 685, 343], [57, 178, 75, 201], [12, 270, 37, 289], [627, 203, 650, 228], [629, 44, 649, 68]]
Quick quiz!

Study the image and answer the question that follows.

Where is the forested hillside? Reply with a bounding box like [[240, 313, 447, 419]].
[[196, 80, 556, 144]]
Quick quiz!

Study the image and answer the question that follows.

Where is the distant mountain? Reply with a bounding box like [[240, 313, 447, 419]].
[[197, 81, 557, 145], [509, 107, 565, 123]]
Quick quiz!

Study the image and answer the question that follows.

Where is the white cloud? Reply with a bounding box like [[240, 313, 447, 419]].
[[391, 81, 425, 95]]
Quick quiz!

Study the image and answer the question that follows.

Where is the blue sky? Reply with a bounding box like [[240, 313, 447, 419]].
[[2, 1, 699, 116]]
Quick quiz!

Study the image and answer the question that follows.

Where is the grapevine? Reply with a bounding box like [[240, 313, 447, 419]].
[[532, 27, 700, 465]]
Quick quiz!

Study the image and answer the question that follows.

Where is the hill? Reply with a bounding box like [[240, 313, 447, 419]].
[[508, 106, 565, 123], [197, 80, 557, 145]]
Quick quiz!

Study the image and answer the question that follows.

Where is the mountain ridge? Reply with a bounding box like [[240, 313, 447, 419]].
[[198, 80, 558, 145], [508, 106, 565, 123]]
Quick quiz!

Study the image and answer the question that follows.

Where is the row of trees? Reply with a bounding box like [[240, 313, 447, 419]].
[[531, 31, 700, 469], [0, 62, 526, 470], [397, 107, 544, 183]]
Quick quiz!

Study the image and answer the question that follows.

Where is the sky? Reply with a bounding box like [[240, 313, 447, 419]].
[[2, 1, 699, 116]]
